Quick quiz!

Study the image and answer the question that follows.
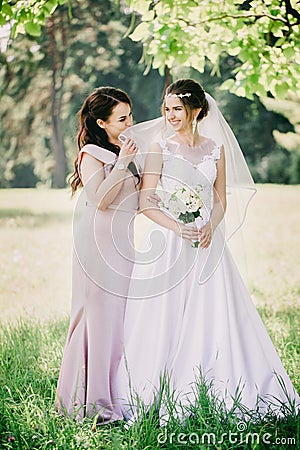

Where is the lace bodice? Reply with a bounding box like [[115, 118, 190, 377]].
[[159, 138, 221, 224]]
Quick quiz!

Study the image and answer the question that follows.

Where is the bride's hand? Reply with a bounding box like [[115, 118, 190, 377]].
[[199, 221, 213, 248], [173, 222, 200, 245]]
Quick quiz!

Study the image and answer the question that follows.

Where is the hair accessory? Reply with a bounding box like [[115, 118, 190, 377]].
[[165, 93, 192, 99]]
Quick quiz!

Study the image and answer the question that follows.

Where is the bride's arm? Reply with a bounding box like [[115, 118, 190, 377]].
[[199, 145, 226, 248], [140, 143, 200, 244], [211, 145, 227, 229]]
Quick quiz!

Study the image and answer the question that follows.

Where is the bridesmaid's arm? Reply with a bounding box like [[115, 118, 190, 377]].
[[80, 153, 128, 210], [140, 144, 200, 244]]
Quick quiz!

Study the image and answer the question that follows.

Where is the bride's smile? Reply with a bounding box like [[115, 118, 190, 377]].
[[165, 96, 189, 132]]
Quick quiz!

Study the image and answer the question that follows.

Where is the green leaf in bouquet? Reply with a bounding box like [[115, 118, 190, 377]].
[[179, 212, 195, 223], [193, 210, 201, 219]]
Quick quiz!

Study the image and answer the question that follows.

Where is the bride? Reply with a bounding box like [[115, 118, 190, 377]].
[[117, 78, 299, 423]]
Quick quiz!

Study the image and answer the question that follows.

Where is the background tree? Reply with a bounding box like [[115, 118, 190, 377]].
[[0, 0, 298, 187], [261, 94, 300, 183], [0, 0, 165, 188], [0, 0, 69, 37], [121, 0, 300, 183], [125, 0, 300, 100]]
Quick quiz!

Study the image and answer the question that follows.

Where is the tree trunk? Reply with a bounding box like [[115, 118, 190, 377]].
[[48, 15, 67, 188], [51, 96, 66, 188], [163, 67, 172, 93]]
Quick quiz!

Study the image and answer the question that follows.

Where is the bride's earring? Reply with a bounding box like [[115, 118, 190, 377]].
[[192, 117, 197, 134]]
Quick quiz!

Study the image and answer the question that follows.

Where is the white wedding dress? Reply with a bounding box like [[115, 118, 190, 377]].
[[117, 138, 299, 423]]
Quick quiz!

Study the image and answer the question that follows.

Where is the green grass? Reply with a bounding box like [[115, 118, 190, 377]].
[[0, 319, 298, 449], [0, 187, 299, 449]]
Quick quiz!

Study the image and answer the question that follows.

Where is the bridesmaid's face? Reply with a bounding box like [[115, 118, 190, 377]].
[[102, 102, 133, 143], [164, 96, 189, 132]]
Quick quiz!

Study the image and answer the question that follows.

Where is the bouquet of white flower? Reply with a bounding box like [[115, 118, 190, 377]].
[[160, 184, 203, 247]]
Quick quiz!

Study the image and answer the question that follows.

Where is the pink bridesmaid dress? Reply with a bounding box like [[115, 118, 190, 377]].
[[56, 144, 139, 424]]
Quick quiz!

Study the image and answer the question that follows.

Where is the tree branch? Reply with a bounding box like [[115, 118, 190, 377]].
[[284, 0, 300, 22], [189, 12, 289, 27]]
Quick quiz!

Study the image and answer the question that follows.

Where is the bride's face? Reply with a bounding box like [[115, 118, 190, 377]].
[[164, 96, 190, 133]]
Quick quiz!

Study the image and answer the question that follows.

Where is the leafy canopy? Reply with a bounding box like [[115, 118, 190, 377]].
[[0, 0, 70, 37], [125, 0, 300, 99]]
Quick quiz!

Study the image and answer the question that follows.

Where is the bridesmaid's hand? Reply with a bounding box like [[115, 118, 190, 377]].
[[119, 137, 138, 166], [199, 221, 213, 248]]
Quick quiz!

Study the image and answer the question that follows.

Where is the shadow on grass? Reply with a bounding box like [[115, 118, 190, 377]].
[[0, 208, 72, 227]]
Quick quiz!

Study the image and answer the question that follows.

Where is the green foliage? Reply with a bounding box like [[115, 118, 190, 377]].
[[262, 95, 300, 150], [260, 94, 300, 183], [0, 0, 68, 37], [125, 0, 300, 100], [9, 162, 41, 188], [0, 1, 298, 186], [0, 0, 165, 188]]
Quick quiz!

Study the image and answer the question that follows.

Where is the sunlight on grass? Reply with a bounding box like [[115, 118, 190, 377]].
[[243, 185, 300, 308], [0, 189, 74, 322], [1, 185, 299, 322]]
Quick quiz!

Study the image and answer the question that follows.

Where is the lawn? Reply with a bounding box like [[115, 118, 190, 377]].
[[0, 186, 299, 449]]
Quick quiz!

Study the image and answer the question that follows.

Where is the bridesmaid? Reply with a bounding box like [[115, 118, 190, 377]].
[[56, 87, 140, 424]]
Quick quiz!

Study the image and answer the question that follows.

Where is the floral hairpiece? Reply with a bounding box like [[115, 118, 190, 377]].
[[165, 93, 192, 99]]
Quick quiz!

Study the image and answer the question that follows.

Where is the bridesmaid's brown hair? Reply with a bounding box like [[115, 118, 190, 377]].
[[69, 87, 132, 196]]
